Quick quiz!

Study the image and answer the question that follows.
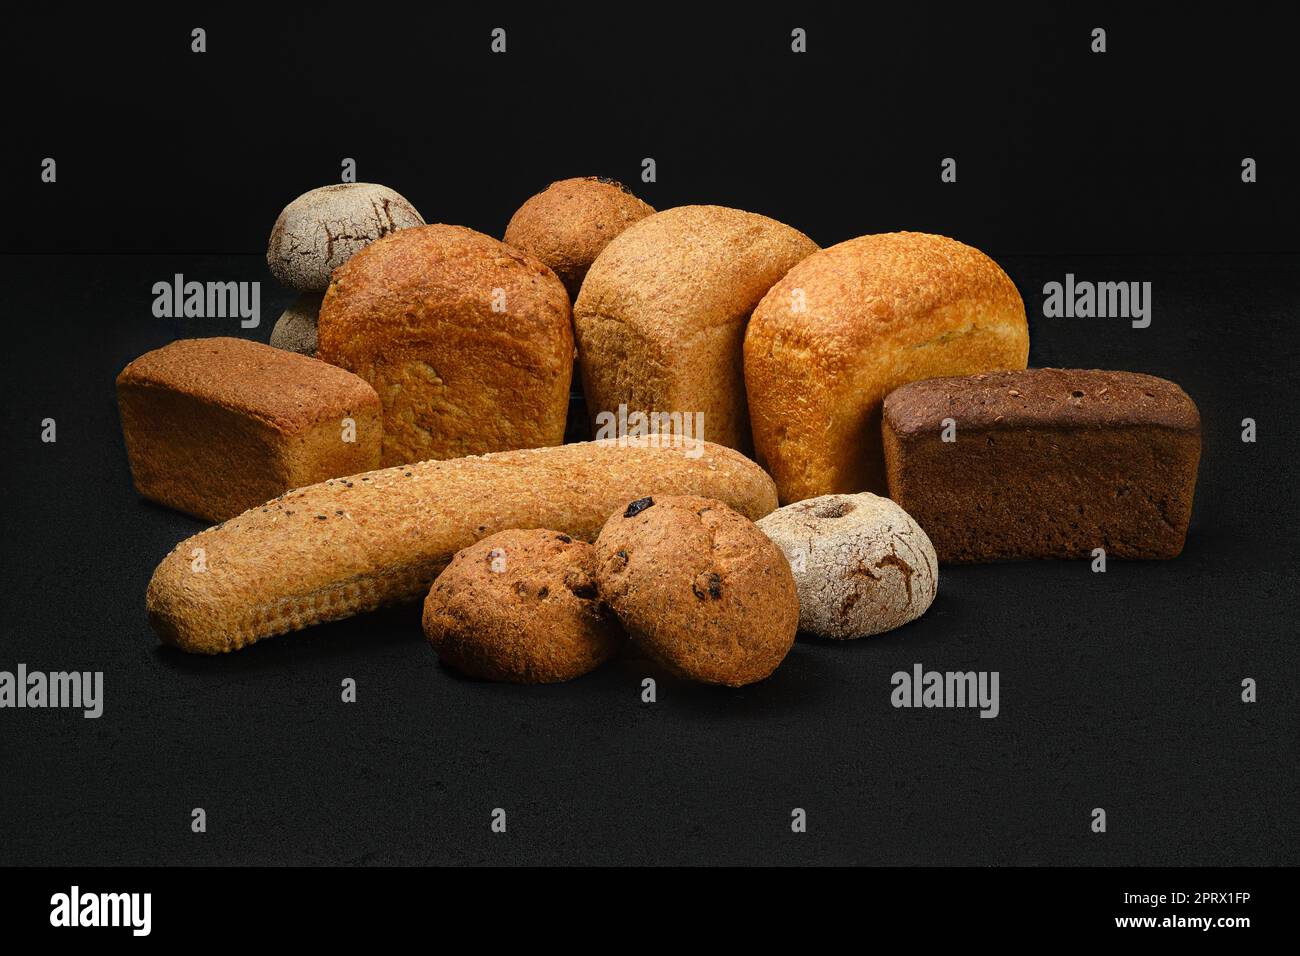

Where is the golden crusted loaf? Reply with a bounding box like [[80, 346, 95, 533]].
[[147, 437, 778, 654], [317, 224, 573, 467], [504, 177, 654, 299], [116, 337, 381, 522], [745, 232, 1029, 502], [573, 205, 817, 453]]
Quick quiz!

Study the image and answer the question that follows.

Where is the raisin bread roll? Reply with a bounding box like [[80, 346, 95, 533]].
[[317, 224, 573, 467], [745, 232, 1029, 502], [574, 205, 816, 453], [147, 437, 778, 654]]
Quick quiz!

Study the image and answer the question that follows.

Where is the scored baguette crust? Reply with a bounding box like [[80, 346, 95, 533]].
[[147, 437, 778, 654]]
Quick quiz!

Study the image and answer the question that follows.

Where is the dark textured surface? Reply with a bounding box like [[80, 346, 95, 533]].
[[0, 253, 1297, 866]]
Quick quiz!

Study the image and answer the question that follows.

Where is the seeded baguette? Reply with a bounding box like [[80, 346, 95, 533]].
[[147, 437, 778, 654]]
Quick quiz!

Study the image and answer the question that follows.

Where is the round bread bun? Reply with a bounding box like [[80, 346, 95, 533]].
[[745, 232, 1029, 502], [317, 224, 573, 467], [423, 529, 624, 683], [266, 183, 425, 292], [593, 494, 798, 687], [268, 292, 322, 356], [574, 205, 817, 453], [504, 177, 654, 299], [757, 493, 937, 639]]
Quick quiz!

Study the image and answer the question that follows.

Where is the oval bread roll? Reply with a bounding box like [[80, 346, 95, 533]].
[[574, 205, 817, 453], [317, 224, 573, 467], [266, 183, 424, 292], [147, 437, 778, 654], [504, 177, 654, 299], [745, 232, 1029, 502]]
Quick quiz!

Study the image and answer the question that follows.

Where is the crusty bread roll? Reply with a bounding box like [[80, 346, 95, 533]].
[[745, 232, 1029, 502], [266, 183, 424, 292], [317, 224, 573, 467], [504, 177, 654, 299], [147, 437, 778, 654], [574, 205, 817, 453], [117, 337, 381, 523]]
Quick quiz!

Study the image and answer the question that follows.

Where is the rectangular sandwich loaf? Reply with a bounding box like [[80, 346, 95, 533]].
[[117, 337, 382, 522], [882, 369, 1201, 562]]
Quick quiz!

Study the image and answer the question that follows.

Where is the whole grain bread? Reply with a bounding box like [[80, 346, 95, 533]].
[[117, 337, 381, 522], [317, 224, 574, 467], [745, 232, 1029, 502], [147, 436, 778, 654], [881, 368, 1201, 561], [504, 177, 654, 299], [574, 205, 817, 453]]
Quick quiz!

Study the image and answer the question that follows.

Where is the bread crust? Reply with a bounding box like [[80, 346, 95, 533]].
[[881, 368, 1201, 562], [117, 337, 381, 522], [317, 223, 574, 467], [266, 183, 424, 292], [593, 495, 798, 687], [504, 177, 654, 299], [423, 529, 623, 683], [745, 232, 1029, 502], [147, 437, 778, 654], [574, 205, 817, 453]]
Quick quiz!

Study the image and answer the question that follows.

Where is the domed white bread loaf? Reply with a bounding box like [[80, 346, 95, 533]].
[[147, 437, 778, 655], [574, 205, 817, 453], [756, 493, 937, 639], [266, 183, 425, 291], [745, 232, 1029, 502]]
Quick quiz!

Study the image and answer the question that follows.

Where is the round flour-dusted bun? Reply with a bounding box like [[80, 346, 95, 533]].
[[594, 495, 798, 687], [268, 292, 322, 356], [757, 493, 937, 639], [317, 224, 573, 467], [423, 529, 624, 683], [504, 177, 654, 299], [574, 205, 817, 453], [266, 183, 425, 291], [745, 232, 1029, 503]]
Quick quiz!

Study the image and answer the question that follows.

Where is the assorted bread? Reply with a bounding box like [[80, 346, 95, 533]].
[[116, 337, 381, 523], [574, 205, 817, 453], [745, 231, 1030, 502], [882, 369, 1202, 561], [116, 176, 1200, 685], [146, 437, 778, 655], [317, 224, 573, 467]]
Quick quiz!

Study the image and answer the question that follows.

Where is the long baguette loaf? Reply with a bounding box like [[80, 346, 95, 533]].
[[147, 437, 778, 654]]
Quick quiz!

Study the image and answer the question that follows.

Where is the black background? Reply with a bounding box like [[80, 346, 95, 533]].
[[1, 4, 1297, 867]]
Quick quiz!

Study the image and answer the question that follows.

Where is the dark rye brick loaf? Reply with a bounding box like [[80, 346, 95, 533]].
[[881, 369, 1201, 562]]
